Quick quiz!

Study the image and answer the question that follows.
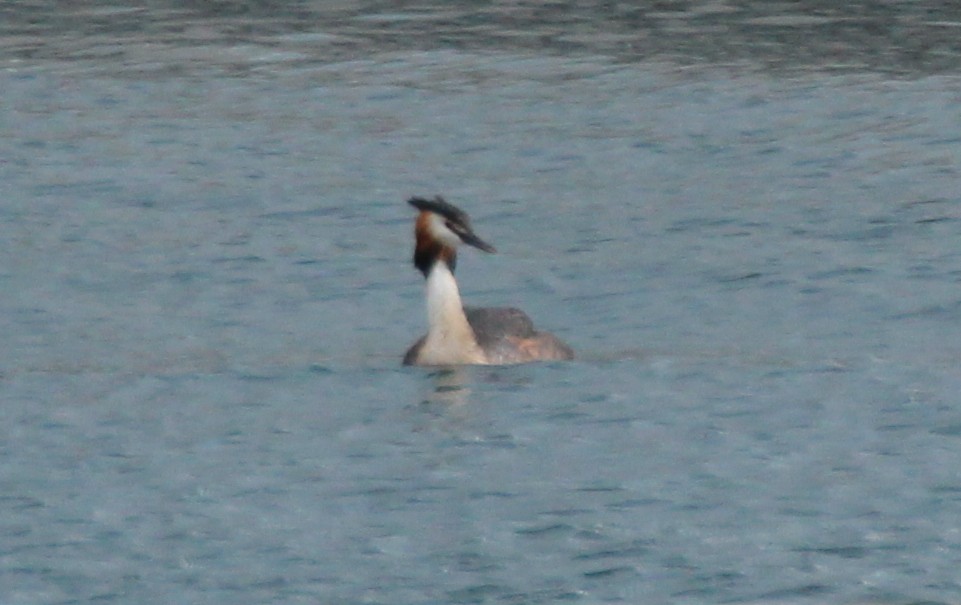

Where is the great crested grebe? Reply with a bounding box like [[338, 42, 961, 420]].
[[403, 196, 574, 366]]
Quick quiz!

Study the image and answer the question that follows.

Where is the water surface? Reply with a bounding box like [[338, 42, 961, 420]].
[[2, 2, 961, 604]]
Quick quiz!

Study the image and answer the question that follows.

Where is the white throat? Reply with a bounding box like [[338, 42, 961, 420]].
[[419, 261, 486, 365]]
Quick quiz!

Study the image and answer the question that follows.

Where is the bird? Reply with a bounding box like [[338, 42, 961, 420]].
[[402, 195, 574, 366]]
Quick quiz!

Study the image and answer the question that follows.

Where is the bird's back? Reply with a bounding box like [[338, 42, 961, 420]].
[[466, 306, 574, 365]]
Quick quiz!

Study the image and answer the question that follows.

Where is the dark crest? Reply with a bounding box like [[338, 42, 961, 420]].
[[408, 196, 471, 228]]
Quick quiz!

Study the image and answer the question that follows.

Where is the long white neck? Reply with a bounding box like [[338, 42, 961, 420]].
[[419, 261, 486, 365]]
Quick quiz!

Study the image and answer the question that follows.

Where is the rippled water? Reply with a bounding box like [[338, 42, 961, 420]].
[[3, 2, 961, 604]]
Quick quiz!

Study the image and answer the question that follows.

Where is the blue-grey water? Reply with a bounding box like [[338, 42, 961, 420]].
[[3, 2, 961, 604]]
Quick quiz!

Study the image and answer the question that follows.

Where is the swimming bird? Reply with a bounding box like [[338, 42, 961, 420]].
[[403, 196, 574, 366]]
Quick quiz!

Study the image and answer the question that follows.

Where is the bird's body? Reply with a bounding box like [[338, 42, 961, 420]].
[[403, 196, 574, 366]]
